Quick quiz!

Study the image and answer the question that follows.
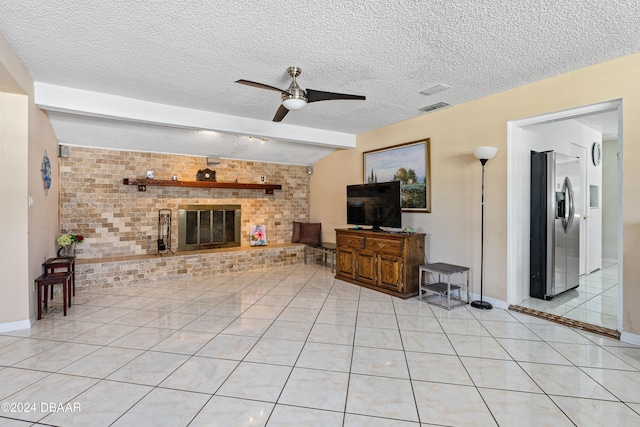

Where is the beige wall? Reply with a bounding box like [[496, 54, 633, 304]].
[[0, 33, 60, 326], [0, 91, 29, 324], [27, 107, 59, 322], [312, 52, 640, 336]]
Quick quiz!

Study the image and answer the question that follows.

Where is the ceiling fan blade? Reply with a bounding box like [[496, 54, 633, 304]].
[[306, 89, 366, 103], [273, 104, 289, 122], [236, 79, 292, 96]]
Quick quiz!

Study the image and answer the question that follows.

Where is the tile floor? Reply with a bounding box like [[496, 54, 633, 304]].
[[518, 262, 619, 330], [1, 263, 640, 426]]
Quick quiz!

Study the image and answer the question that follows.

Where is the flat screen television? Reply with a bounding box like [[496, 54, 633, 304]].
[[346, 181, 402, 231]]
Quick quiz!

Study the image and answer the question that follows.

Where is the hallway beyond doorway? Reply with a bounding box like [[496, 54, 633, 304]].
[[513, 262, 618, 338]]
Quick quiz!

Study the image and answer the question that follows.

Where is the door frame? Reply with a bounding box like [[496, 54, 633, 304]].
[[569, 142, 588, 276], [506, 100, 623, 330]]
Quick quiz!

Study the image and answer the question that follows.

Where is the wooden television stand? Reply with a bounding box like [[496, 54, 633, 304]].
[[335, 228, 425, 299]]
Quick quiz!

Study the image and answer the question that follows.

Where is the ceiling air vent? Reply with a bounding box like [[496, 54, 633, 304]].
[[420, 83, 451, 96], [419, 102, 450, 113]]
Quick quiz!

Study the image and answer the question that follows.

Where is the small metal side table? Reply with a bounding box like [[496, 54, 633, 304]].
[[304, 242, 337, 272], [418, 262, 470, 310]]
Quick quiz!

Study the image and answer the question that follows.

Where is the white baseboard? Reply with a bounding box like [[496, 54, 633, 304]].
[[0, 318, 33, 333], [620, 331, 640, 346]]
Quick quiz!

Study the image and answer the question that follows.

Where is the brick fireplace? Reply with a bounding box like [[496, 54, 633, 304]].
[[59, 146, 311, 260]]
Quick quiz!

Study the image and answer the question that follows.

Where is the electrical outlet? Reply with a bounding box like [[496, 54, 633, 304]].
[[260, 176, 267, 183], [33, 280, 36, 292]]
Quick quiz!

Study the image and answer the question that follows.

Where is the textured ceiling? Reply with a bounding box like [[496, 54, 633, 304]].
[[0, 0, 637, 164]]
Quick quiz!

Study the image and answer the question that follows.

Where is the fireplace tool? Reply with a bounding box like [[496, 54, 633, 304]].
[[156, 209, 173, 255]]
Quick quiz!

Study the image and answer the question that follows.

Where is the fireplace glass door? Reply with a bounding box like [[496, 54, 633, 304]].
[[178, 204, 241, 251]]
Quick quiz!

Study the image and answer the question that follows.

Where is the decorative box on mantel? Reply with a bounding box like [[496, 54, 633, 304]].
[[122, 178, 282, 194]]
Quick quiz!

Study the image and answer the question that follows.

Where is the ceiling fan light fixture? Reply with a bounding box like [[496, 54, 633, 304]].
[[282, 98, 306, 111], [237, 66, 365, 122]]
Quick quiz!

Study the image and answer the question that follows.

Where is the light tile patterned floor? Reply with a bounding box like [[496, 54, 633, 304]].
[[518, 262, 619, 330], [1, 263, 639, 426]]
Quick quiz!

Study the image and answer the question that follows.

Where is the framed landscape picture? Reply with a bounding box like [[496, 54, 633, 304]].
[[363, 138, 431, 212]]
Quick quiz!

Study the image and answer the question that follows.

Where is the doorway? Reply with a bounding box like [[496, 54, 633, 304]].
[[569, 143, 588, 276], [507, 100, 622, 332]]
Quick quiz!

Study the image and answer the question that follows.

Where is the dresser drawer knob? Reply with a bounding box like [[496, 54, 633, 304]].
[[378, 243, 386, 248]]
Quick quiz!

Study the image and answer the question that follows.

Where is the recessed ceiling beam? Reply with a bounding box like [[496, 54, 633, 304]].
[[34, 83, 356, 149]]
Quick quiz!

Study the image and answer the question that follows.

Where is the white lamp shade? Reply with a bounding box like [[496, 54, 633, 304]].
[[282, 98, 306, 111], [473, 146, 499, 161]]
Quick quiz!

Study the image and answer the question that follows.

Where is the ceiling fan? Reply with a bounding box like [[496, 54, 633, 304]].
[[236, 66, 366, 122]]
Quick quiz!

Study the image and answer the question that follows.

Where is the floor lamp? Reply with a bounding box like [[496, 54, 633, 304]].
[[471, 146, 499, 310]]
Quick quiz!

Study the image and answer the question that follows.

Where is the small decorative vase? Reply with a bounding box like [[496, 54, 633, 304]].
[[66, 242, 76, 256], [58, 242, 76, 257]]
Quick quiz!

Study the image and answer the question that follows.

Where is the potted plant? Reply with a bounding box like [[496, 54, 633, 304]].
[[57, 233, 84, 257]]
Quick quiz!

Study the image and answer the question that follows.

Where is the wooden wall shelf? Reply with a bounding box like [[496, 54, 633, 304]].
[[123, 178, 282, 194]]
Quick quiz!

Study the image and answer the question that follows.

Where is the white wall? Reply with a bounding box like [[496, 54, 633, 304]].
[[602, 139, 619, 262]]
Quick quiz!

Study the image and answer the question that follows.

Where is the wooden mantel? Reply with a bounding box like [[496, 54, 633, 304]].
[[123, 178, 282, 194]]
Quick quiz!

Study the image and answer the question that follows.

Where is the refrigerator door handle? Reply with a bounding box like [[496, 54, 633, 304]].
[[564, 176, 575, 233]]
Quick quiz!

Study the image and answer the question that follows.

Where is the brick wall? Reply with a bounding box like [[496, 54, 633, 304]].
[[75, 245, 306, 289], [59, 147, 310, 260]]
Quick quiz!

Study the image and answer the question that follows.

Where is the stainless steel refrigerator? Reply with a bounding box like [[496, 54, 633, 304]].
[[530, 151, 580, 300]]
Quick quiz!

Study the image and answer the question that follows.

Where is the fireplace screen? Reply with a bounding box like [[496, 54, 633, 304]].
[[178, 204, 241, 251]]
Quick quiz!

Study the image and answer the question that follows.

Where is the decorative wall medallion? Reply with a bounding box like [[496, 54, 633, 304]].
[[41, 151, 51, 195], [196, 168, 217, 181]]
